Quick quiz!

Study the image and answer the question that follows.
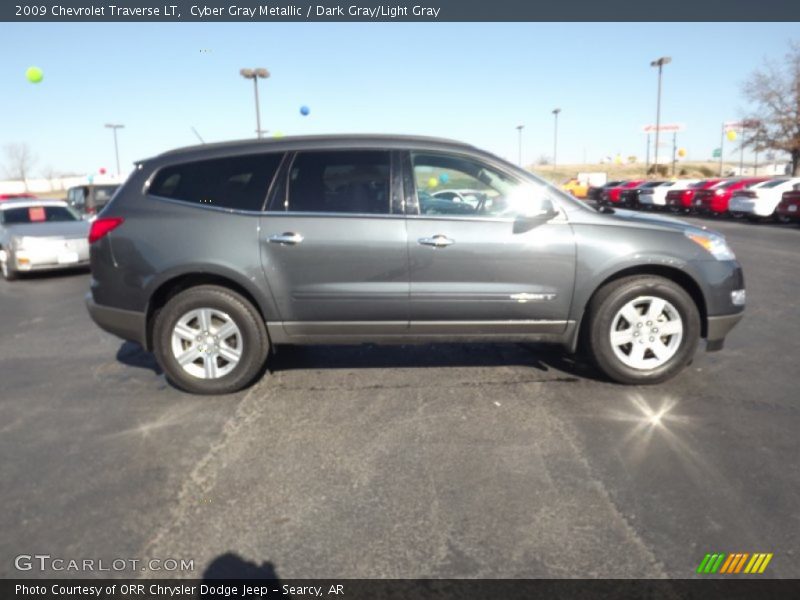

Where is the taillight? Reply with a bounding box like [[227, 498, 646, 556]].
[[89, 217, 124, 244], [681, 190, 692, 198]]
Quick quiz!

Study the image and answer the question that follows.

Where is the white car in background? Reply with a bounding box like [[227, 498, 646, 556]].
[[729, 177, 800, 221], [638, 179, 700, 209], [0, 199, 90, 281]]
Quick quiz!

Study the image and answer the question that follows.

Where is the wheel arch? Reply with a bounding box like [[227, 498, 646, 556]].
[[144, 271, 272, 351], [571, 264, 708, 353]]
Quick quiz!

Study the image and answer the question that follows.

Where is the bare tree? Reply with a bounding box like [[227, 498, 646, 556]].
[[740, 42, 800, 175], [41, 165, 62, 191], [3, 143, 36, 188]]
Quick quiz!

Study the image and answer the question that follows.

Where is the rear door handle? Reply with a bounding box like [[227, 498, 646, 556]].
[[418, 234, 455, 248], [268, 232, 304, 245]]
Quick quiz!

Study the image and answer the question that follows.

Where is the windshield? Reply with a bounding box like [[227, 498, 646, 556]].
[[718, 180, 743, 189], [757, 179, 788, 189], [1, 205, 80, 224]]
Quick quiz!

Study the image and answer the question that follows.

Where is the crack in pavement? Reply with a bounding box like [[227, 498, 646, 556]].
[[140, 378, 276, 571]]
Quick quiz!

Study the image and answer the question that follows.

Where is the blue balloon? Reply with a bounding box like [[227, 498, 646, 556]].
[[300, 105, 310, 116], [439, 173, 449, 184]]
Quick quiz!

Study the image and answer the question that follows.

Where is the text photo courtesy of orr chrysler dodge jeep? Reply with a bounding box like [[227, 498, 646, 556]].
[[85, 135, 745, 394]]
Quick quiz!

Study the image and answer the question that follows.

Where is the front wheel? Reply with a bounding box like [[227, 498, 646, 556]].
[[586, 276, 700, 384], [1, 248, 18, 281], [153, 285, 270, 394]]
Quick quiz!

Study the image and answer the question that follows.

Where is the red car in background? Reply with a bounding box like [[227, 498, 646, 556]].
[[666, 179, 722, 213], [776, 189, 800, 223], [0, 193, 37, 201], [600, 180, 645, 205], [693, 177, 770, 215]]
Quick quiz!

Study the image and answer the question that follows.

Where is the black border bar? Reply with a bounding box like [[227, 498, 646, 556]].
[[4, 0, 800, 22], [4, 579, 800, 600]]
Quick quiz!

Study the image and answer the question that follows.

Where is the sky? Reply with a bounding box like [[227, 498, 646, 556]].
[[0, 22, 797, 178]]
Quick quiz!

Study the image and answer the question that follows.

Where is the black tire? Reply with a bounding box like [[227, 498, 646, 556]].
[[153, 285, 269, 395], [586, 275, 701, 385], [1, 248, 18, 281]]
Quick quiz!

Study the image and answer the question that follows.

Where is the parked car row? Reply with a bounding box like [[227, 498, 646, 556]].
[[0, 184, 120, 215], [0, 184, 120, 280], [592, 176, 800, 222]]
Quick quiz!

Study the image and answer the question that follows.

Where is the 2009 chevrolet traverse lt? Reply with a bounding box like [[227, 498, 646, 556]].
[[86, 135, 745, 394]]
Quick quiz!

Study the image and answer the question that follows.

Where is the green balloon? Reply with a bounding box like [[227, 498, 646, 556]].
[[26, 66, 43, 84]]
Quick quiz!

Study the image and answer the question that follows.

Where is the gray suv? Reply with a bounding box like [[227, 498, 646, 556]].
[[86, 135, 745, 394]]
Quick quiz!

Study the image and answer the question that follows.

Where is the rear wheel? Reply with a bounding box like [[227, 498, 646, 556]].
[[586, 276, 700, 385], [153, 285, 269, 394]]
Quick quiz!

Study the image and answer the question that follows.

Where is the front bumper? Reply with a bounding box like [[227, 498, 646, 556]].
[[706, 313, 744, 351], [85, 293, 147, 347]]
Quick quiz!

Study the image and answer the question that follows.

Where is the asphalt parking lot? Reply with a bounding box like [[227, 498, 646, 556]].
[[1, 216, 798, 580]]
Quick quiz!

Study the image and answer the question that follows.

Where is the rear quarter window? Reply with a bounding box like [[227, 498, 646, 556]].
[[148, 153, 283, 211]]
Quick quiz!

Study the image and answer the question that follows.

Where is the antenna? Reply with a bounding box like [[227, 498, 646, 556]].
[[191, 127, 206, 144]]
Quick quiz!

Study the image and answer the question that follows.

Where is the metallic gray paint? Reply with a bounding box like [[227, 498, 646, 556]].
[[88, 135, 745, 354]]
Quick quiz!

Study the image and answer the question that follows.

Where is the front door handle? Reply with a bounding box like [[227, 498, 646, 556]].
[[418, 234, 455, 248], [268, 232, 304, 245]]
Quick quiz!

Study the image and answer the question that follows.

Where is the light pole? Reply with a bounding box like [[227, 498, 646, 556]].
[[552, 108, 561, 171], [650, 56, 671, 176], [104, 123, 124, 176], [240, 68, 270, 138], [516, 124, 524, 167]]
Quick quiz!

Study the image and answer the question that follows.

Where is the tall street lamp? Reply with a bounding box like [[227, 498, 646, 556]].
[[104, 123, 124, 176], [650, 56, 671, 175], [551, 108, 561, 171], [240, 68, 270, 138], [516, 124, 525, 167]]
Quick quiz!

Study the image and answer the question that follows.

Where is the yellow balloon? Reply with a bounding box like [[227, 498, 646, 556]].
[[613, 154, 623, 165], [427, 177, 438, 188], [677, 148, 687, 158], [726, 130, 737, 142]]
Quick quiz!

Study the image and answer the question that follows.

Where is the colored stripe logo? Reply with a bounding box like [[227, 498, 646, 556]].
[[696, 552, 773, 574]]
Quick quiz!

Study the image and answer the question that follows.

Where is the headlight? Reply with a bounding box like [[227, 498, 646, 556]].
[[685, 231, 736, 260]]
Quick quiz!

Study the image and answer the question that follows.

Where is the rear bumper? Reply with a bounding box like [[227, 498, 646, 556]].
[[777, 202, 800, 220], [17, 260, 90, 272], [85, 293, 147, 347]]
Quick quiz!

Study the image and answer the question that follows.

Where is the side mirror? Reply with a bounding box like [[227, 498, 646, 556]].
[[513, 200, 558, 233]]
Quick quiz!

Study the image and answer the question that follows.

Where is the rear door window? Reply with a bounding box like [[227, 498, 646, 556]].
[[277, 150, 392, 214], [149, 153, 283, 211]]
